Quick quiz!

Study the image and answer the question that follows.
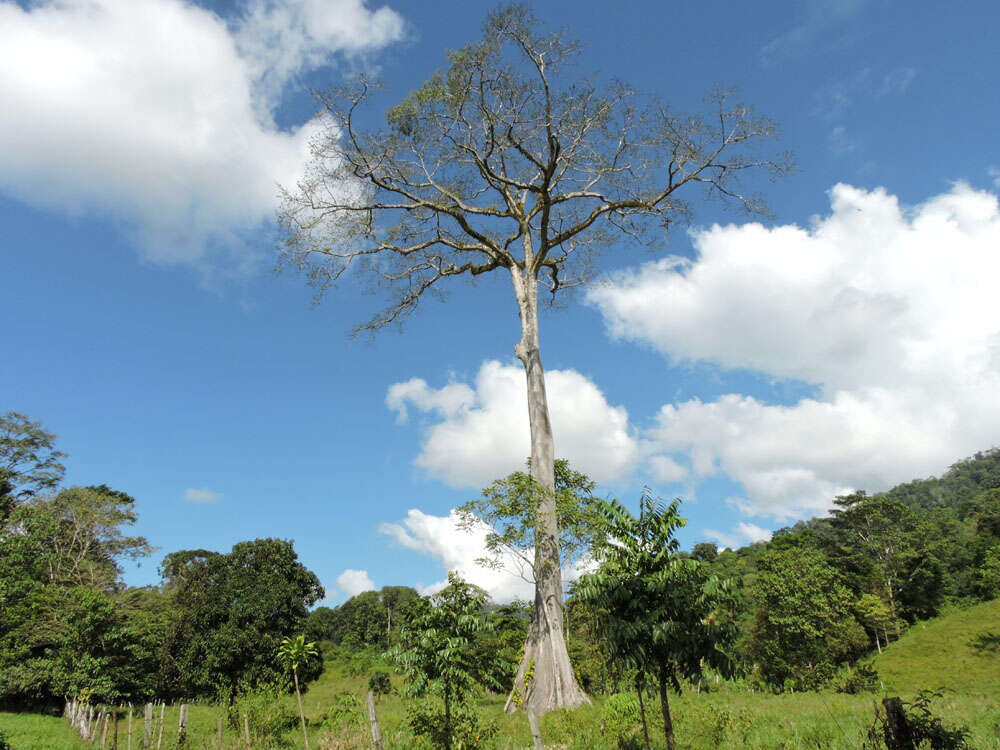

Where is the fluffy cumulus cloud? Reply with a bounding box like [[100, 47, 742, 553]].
[[336, 568, 375, 597], [386, 361, 639, 488], [183, 487, 222, 503], [590, 182, 1000, 520], [0, 0, 403, 266]]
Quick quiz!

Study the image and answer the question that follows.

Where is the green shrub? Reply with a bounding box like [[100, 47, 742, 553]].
[[368, 670, 391, 698], [834, 663, 881, 694], [319, 692, 364, 732], [0, 728, 10, 750], [601, 692, 643, 747], [406, 698, 497, 749], [230, 683, 298, 748]]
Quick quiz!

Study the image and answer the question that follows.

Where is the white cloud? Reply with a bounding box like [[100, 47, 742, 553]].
[[336, 568, 375, 597], [236, 0, 405, 118], [590, 182, 1000, 520], [0, 0, 403, 267], [704, 521, 772, 550], [387, 360, 639, 488], [380, 509, 535, 602], [648, 455, 689, 483], [184, 487, 222, 504]]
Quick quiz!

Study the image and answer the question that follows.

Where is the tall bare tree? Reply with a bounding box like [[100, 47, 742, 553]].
[[279, 4, 789, 714]]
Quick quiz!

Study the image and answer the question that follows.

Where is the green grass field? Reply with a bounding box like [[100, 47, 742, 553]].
[[3, 600, 999, 748]]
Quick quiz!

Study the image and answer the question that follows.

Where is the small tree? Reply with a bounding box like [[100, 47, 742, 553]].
[[576, 491, 738, 750], [386, 573, 508, 750], [277, 634, 319, 750], [457, 459, 604, 595]]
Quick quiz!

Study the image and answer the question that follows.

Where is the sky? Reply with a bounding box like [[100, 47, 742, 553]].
[[3, 0, 1000, 604]]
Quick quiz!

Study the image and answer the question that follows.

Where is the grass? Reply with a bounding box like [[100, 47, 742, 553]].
[[872, 597, 1000, 697], [2, 600, 998, 748]]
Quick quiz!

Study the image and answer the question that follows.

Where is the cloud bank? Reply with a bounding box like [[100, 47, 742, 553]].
[[0, 0, 403, 267], [589, 182, 1000, 519]]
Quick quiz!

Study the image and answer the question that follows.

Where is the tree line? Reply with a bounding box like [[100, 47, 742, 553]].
[[0, 412, 324, 709]]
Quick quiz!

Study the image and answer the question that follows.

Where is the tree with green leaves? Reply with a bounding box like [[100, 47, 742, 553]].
[[0, 486, 158, 705], [744, 544, 868, 690], [829, 491, 944, 628], [387, 573, 508, 750], [277, 634, 319, 750], [576, 492, 739, 750], [279, 3, 788, 713], [457, 459, 604, 597], [0, 411, 65, 519], [161, 538, 324, 698]]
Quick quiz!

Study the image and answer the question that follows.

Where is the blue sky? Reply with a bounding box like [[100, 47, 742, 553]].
[[3, 0, 1000, 602]]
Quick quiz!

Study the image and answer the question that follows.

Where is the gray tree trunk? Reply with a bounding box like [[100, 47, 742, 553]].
[[505, 267, 590, 715]]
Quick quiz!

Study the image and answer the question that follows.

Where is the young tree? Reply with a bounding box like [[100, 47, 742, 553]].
[[457, 459, 603, 595], [277, 635, 319, 750], [576, 492, 739, 750], [279, 4, 788, 712], [386, 573, 508, 750]]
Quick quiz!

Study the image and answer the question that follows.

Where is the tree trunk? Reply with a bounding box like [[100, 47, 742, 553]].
[[635, 675, 652, 750], [293, 668, 310, 750], [505, 268, 590, 716], [443, 680, 452, 750], [657, 666, 676, 750]]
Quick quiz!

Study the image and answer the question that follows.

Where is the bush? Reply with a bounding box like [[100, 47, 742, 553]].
[[406, 698, 497, 749], [368, 670, 391, 698], [601, 692, 644, 747], [0, 728, 10, 750], [318, 692, 364, 733], [230, 683, 298, 748], [834, 663, 881, 694]]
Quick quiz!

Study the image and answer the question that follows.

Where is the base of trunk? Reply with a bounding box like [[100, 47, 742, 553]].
[[504, 592, 590, 715]]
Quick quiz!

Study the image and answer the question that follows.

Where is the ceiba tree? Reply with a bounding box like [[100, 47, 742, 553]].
[[279, 4, 787, 713]]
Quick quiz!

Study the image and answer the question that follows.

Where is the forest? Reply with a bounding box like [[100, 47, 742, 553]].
[[2, 409, 998, 748]]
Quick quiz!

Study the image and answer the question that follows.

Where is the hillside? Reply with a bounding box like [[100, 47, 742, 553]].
[[873, 598, 1000, 697]]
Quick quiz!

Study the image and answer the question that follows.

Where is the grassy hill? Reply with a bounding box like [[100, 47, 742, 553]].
[[873, 597, 1000, 697]]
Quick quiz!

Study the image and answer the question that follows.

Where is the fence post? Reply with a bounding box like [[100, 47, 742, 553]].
[[156, 703, 165, 750], [242, 713, 251, 749], [366, 691, 383, 750], [127, 704, 133, 750], [177, 704, 187, 747], [143, 703, 152, 749], [217, 716, 223, 749]]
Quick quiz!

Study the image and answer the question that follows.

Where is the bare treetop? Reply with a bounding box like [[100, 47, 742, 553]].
[[279, 4, 792, 333]]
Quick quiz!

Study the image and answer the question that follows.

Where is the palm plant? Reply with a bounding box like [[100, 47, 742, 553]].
[[277, 634, 319, 749]]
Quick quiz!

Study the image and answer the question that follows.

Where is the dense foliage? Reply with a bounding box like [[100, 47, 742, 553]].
[[0, 413, 325, 709]]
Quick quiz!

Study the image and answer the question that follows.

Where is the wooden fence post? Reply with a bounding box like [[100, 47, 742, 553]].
[[216, 716, 223, 749], [242, 713, 251, 749], [144, 703, 152, 749], [112, 707, 119, 750], [177, 704, 188, 747], [156, 703, 165, 750], [99, 711, 110, 749], [366, 691, 383, 750], [127, 704, 133, 750]]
